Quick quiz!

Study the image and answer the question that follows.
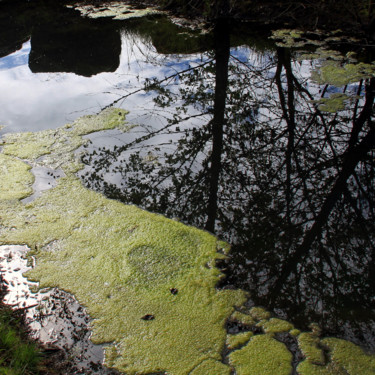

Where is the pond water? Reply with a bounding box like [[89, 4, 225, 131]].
[[1, 0, 374, 364]]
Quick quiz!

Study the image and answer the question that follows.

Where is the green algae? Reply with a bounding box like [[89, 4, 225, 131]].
[[297, 336, 375, 375], [290, 328, 301, 337], [229, 334, 293, 375], [1, 108, 129, 172], [298, 332, 326, 365], [256, 317, 294, 335], [248, 306, 271, 321], [0, 108, 246, 374], [0, 154, 33, 200], [226, 331, 253, 350], [229, 310, 255, 326], [189, 359, 231, 375], [322, 338, 375, 375], [0, 174, 246, 374]]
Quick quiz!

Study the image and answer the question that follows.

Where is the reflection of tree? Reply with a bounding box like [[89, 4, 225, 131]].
[[80, 34, 375, 349]]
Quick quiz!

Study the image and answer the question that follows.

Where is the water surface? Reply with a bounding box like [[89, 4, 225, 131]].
[[1, 1, 374, 354]]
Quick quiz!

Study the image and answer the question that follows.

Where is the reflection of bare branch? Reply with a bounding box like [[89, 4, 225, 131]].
[[277, 85, 375, 287], [101, 59, 213, 111]]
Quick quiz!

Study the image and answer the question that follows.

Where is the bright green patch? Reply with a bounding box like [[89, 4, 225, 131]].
[[189, 358, 231, 375], [257, 317, 294, 335], [229, 334, 293, 375], [322, 338, 375, 375], [230, 311, 255, 326], [296, 360, 338, 375], [290, 328, 301, 336], [248, 306, 271, 321], [1, 108, 129, 173], [0, 155, 33, 200], [0, 108, 246, 374], [298, 332, 326, 365], [226, 332, 253, 350]]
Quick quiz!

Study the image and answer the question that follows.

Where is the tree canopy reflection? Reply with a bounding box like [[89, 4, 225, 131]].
[[80, 24, 375, 350]]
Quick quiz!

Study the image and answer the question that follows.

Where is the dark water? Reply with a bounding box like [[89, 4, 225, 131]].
[[1, 0, 374, 354]]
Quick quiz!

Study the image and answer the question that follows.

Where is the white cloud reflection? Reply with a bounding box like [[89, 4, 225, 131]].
[[0, 31, 206, 135]]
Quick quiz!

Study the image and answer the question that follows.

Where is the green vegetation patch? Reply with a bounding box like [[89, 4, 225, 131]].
[[226, 332, 253, 350], [189, 358, 231, 375], [298, 332, 326, 365], [229, 310, 255, 326], [322, 338, 375, 375], [297, 336, 375, 375], [0, 108, 245, 374], [229, 334, 293, 375], [257, 317, 294, 335], [0, 154, 33, 201], [248, 306, 271, 320]]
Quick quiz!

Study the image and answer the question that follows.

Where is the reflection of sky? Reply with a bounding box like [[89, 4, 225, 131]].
[[0, 30, 208, 135], [0, 41, 30, 71]]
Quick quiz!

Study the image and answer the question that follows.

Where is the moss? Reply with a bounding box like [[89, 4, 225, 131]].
[[230, 311, 255, 326], [1, 108, 129, 170], [297, 337, 375, 375], [229, 334, 293, 375], [257, 317, 294, 335], [298, 332, 326, 365], [322, 338, 375, 375], [2, 175, 247, 374], [0, 154, 34, 200], [248, 306, 271, 321], [189, 359, 231, 375], [0, 108, 247, 375], [296, 360, 339, 375], [226, 332, 253, 350], [290, 328, 301, 337]]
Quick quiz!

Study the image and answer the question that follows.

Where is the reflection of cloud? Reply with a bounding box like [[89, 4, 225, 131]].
[[0, 41, 30, 71], [0, 32, 207, 135]]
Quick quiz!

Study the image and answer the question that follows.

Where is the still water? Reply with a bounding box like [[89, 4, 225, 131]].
[[1, 0, 374, 357]]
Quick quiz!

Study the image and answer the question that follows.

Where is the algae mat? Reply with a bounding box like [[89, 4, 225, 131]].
[[0, 108, 374, 374]]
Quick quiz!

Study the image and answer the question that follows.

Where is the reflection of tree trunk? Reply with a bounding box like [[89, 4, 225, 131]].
[[276, 78, 375, 285], [276, 48, 295, 226], [205, 19, 230, 232]]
